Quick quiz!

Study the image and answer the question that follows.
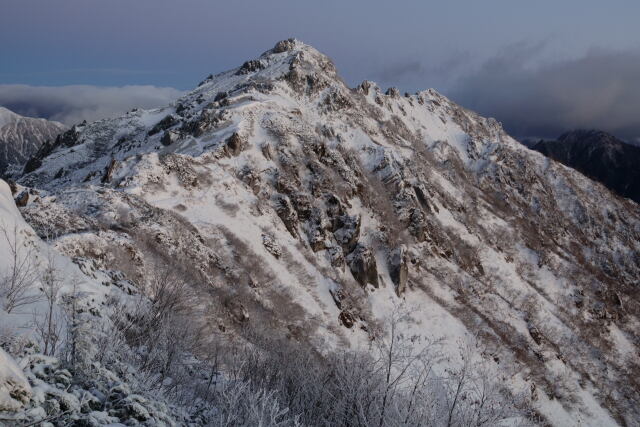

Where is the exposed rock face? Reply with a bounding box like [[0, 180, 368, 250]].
[[160, 130, 181, 146], [274, 194, 299, 238], [333, 214, 361, 253], [347, 244, 379, 288], [236, 59, 266, 75], [101, 159, 118, 183], [388, 246, 408, 296], [338, 310, 355, 328], [223, 132, 246, 156], [531, 130, 640, 203], [262, 233, 282, 258], [272, 38, 297, 53], [14, 190, 29, 207], [148, 114, 178, 136]]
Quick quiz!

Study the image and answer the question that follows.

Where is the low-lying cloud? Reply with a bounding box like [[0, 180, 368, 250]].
[[447, 46, 640, 141], [0, 84, 183, 125]]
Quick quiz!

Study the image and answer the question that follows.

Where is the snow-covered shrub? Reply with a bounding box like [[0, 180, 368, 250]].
[[0, 348, 31, 412], [0, 223, 40, 313]]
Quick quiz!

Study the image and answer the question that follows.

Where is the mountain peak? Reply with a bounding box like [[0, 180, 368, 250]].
[[0, 106, 22, 128], [7, 40, 640, 425], [268, 38, 304, 54], [557, 129, 620, 145], [191, 39, 338, 99]]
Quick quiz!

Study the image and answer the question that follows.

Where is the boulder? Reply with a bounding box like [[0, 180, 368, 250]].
[[339, 311, 355, 328], [15, 190, 29, 207], [347, 244, 379, 288], [160, 130, 181, 146], [388, 246, 409, 296], [223, 132, 246, 157]]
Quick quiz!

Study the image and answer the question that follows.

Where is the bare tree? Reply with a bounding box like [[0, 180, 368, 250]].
[[0, 222, 40, 313], [373, 307, 440, 427], [61, 274, 91, 370], [34, 252, 63, 356]]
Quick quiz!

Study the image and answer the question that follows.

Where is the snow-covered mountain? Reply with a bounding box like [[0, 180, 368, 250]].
[[2, 39, 640, 425], [0, 106, 66, 175]]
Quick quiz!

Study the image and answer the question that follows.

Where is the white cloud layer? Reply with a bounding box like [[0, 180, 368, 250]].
[[0, 84, 183, 125]]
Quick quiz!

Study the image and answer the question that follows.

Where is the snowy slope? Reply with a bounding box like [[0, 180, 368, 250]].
[[0, 107, 22, 128], [0, 178, 187, 425], [10, 39, 640, 426]]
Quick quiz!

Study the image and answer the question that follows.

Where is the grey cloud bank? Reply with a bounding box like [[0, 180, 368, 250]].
[[446, 47, 640, 142], [0, 85, 183, 126]]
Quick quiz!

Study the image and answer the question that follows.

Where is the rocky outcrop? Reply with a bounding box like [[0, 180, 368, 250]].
[[333, 214, 361, 253], [148, 114, 178, 136], [272, 38, 297, 53], [160, 129, 181, 146], [14, 190, 29, 207], [223, 132, 246, 157], [236, 59, 266, 75], [262, 233, 282, 258], [347, 244, 378, 288], [101, 159, 119, 183], [274, 194, 299, 238], [388, 246, 408, 296], [338, 310, 355, 328]]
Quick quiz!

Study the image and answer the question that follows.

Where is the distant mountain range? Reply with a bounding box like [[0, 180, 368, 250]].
[[529, 130, 640, 204], [0, 106, 66, 175]]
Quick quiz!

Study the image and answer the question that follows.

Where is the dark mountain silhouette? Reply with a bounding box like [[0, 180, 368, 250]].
[[532, 130, 640, 203]]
